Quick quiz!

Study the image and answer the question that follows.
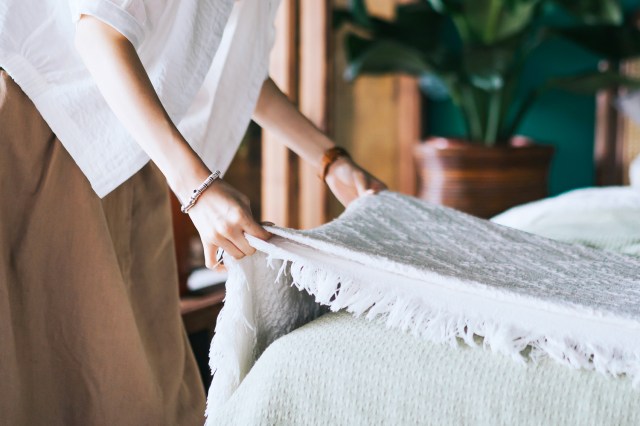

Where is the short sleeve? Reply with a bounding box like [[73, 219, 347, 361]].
[[69, 0, 147, 48]]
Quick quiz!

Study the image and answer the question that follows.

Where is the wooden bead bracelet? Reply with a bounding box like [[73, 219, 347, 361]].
[[320, 146, 351, 181]]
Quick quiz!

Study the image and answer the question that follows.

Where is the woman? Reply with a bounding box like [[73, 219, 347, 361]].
[[0, 0, 385, 424]]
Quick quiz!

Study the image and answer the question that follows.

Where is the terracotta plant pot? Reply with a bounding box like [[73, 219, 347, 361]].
[[413, 137, 554, 219]]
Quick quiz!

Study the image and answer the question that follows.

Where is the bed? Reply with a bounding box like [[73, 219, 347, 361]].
[[210, 312, 640, 425], [205, 178, 640, 426]]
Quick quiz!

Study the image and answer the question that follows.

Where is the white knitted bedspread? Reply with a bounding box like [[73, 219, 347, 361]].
[[205, 191, 640, 421]]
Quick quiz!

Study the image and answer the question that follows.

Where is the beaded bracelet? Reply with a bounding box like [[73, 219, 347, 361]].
[[320, 146, 351, 181], [180, 170, 221, 214]]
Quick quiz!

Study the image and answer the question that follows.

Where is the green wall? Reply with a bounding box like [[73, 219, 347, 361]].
[[427, 1, 639, 196]]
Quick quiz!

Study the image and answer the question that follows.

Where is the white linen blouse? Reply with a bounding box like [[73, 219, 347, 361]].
[[0, 0, 278, 197]]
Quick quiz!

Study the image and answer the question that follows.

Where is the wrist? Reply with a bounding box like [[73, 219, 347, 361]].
[[163, 154, 212, 203], [304, 134, 334, 170], [179, 170, 222, 213], [320, 146, 351, 181]]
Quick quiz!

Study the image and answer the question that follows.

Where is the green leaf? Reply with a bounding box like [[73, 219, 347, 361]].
[[392, 3, 444, 51], [344, 35, 431, 80], [418, 74, 451, 100], [553, 25, 640, 61], [333, 9, 352, 30], [463, 45, 513, 88], [459, 0, 541, 44], [356, 3, 446, 55], [548, 71, 640, 93], [334, 3, 446, 54], [461, 29, 541, 92], [426, 0, 463, 14], [348, 0, 373, 29], [551, 0, 623, 25], [344, 33, 375, 63]]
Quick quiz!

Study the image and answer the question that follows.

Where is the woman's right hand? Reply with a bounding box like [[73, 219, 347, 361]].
[[187, 179, 271, 267]]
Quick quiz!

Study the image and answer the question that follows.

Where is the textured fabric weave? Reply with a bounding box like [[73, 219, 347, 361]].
[[209, 312, 640, 426], [207, 191, 640, 419]]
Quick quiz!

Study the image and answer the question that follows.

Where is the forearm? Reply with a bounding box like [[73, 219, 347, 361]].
[[74, 15, 208, 201], [252, 78, 334, 170]]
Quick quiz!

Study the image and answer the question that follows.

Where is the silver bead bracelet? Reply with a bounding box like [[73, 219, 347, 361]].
[[180, 170, 222, 214]]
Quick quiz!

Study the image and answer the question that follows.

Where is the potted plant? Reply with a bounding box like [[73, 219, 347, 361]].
[[336, 0, 640, 217]]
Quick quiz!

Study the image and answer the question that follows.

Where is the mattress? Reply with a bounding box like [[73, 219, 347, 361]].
[[209, 311, 639, 426]]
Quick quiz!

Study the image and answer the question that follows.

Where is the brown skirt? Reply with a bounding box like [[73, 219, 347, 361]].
[[0, 71, 205, 425]]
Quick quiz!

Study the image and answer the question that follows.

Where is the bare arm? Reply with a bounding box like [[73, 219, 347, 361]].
[[75, 16, 270, 261], [253, 78, 386, 205], [252, 78, 334, 168]]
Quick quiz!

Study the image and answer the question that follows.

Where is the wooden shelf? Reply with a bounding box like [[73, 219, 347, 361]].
[[180, 285, 226, 335]]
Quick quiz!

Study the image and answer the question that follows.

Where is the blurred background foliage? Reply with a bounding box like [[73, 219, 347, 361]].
[[338, 0, 640, 146]]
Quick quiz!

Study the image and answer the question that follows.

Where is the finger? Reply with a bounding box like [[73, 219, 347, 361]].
[[203, 244, 225, 269], [363, 176, 377, 195], [368, 179, 387, 194], [215, 238, 245, 260], [229, 229, 256, 256], [354, 171, 368, 195], [374, 181, 388, 192], [243, 218, 272, 241]]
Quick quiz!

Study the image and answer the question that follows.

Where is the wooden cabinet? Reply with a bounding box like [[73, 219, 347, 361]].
[[180, 286, 226, 336]]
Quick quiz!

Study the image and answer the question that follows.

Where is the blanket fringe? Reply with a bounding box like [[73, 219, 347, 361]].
[[280, 256, 640, 387], [205, 260, 257, 419], [206, 253, 325, 422]]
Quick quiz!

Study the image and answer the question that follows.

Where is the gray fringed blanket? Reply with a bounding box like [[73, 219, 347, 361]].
[[205, 191, 640, 422]]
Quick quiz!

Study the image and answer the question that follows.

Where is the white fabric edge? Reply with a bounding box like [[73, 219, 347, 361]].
[[205, 250, 324, 422], [205, 256, 258, 421], [265, 211, 640, 323], [72, 0, 145, 48], [249, 234, 640, 382], [251, 234, 640, 346]]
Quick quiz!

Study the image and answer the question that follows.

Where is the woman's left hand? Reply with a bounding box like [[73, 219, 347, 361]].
[[324, 157, 387, 206]]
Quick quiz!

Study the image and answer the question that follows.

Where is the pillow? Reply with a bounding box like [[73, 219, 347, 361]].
[[631, 155, 640, 188], [492, 187, 640, 257]]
